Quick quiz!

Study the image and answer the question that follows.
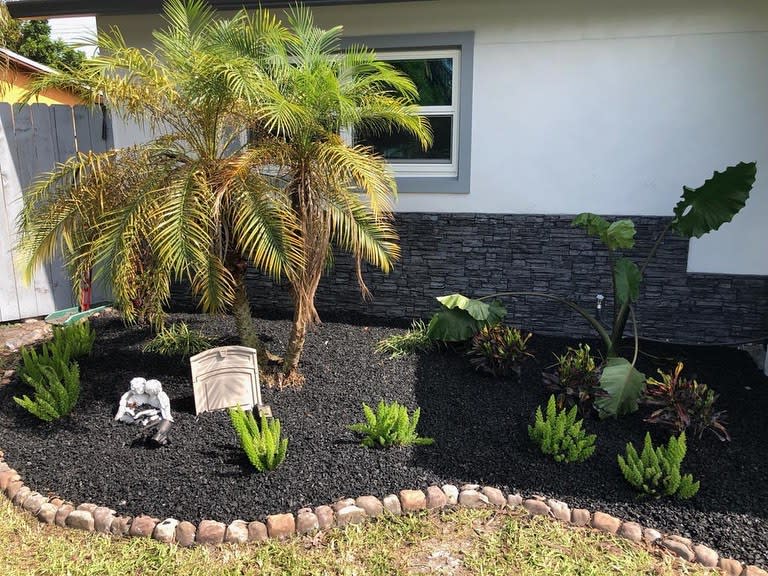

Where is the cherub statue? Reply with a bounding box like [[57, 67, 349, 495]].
[[144, 379, 173, 422], [114, 377, 150, 422]]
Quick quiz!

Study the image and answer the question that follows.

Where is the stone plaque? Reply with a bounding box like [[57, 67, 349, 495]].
[[189, 346, 262, 415]]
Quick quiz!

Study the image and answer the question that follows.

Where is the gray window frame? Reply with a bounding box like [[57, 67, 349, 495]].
[[342, 31, 474, 194]]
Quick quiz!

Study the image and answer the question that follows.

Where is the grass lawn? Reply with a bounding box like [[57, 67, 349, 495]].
[[0, 497, 712, 576]]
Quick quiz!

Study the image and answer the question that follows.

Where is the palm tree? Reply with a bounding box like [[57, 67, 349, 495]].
[[243, 7, 433, 381], [16, 0, 302, 362]]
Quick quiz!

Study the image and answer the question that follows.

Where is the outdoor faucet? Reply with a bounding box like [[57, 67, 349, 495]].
[[596, 294, 605, 322]]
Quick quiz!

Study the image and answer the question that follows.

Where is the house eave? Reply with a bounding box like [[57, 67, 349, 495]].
[[7, 0, 432, 19]]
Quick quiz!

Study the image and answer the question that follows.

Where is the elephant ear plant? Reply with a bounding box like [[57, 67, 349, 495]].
[[432, 162, 757, 417]]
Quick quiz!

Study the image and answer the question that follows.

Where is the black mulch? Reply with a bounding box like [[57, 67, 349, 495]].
[[0, 312, 766, 566]]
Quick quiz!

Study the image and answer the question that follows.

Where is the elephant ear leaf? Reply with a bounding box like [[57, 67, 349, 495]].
[[435, 294, 506, 324], [614, 257, 642, 307], [604, 220, 636, 250], [429, 294, 507, 341], [573, 213, 609, 238], [427, 307, 480, 342], [574, 214, 635, 250], [595, 357, 645, 418], [673, 162, 757, 238]]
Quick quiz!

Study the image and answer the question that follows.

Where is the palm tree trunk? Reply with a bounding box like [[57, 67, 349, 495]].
[[230, 263, 278, 369], [282, 251, 325, 377]]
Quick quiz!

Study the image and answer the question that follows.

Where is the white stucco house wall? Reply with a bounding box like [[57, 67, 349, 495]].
[[8, 0, 767, 341]]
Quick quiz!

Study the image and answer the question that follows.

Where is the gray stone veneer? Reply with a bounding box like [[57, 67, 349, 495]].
[[176, 213, 768, 344]]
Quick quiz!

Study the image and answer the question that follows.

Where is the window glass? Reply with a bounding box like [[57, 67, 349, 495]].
[[357, 115, 452, 162], [389, 58, 453, 106]]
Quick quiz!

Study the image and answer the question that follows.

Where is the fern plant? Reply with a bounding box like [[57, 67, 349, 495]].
[[143, 322, 213, 358], [375, 320, 433, 358], [18, 343, 71, 384], [467, 324, 533, 377], [14, 361, 80, 422], [618, 432, 699, 499], [528, 395, 596, 463], [349, 401, 434, 448], [229, 406, 288, 472], [49, 322, 96, 359]]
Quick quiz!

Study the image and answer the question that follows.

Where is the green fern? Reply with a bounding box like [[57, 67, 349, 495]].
[[618, 432, 699, 499], [229, 407, 288, 472], [14, 362, 80, 422], [528, 395, 596, 463], [143, 322, 213, 358], [18, 343, 70, 384], [349, 400, 434, 448], [49, 322, 96, 359]]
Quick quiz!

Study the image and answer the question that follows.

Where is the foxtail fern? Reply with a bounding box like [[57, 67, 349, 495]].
[[14, 362, 80, 422], [349, 401, 434, 448], [528, 395, 596, 463], [618, 431, 699, 499], [229, 407, 288, 472]]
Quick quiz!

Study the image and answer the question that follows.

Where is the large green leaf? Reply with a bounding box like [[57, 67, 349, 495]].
[[613, 257, 642, 307], [426, 308, 481, 342], [673, 162, 757, 238], [573, 213, 609, 238], [573, 213, 635, 250], [436, 293, 505, 323], [427, 294, 506, 342], [604, 220, 636, 250], [595, 357, 645, 418]]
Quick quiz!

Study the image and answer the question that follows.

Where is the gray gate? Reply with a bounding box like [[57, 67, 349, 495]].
[[0, 103, 112, 322]]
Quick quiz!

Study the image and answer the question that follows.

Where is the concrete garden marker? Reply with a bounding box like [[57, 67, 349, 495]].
[[189, 346, 268, 415]]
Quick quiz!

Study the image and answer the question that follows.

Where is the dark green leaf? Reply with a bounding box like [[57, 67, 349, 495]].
[[673, 162, 757, 238], [426, 307, 480, 342], [595, 357, 645, 418], [613, 257, 642, 307]]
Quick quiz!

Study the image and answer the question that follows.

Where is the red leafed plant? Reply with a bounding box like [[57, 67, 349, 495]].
[[643, 362, 730, 441]]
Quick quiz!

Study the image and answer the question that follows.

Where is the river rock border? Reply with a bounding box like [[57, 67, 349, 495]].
[[0, 455, 765, 575]]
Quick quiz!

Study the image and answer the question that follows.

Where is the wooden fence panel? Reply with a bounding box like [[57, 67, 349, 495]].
[[0, 103, 112, 322], [0, 103, 21, 322]]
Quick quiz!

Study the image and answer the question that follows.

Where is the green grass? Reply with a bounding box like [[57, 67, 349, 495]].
[[0, 498, 713, 576]]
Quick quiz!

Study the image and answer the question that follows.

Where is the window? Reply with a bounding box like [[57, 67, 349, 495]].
[[355, 49, 460, 178], [343, 32, 474, 194]]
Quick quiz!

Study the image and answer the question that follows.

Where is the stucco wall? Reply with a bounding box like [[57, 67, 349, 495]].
[[99, 0, 768, 276]]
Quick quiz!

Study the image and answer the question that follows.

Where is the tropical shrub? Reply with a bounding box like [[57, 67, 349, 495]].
[[375, 320, 433, 358], [467, 324, 533, 377], [14, 359, 80, 422], [349, 401, 434, 448], [434, 162, 757, 417], [229, 407, 288, 472], [142, 322, 213, 358], [528, 395, 596, 463], [618, 432, 699, 499], [426, 293, 506, 342], [643, 362, 729, 441], [542, 343, 602, 416], [49, 322, 96, 359]]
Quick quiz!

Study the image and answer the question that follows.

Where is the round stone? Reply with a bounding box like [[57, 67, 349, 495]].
[[153, 518, 179, 544]]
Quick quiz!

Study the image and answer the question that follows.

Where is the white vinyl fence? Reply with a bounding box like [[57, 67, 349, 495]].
[[0, 103, 112, 322]]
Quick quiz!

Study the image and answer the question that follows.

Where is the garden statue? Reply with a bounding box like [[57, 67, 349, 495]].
[[115, 377, 150, 422], [115, 377, 173, 424]]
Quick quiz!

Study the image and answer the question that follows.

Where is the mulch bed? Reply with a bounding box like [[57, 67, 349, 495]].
[[0, 311, 766, 565]]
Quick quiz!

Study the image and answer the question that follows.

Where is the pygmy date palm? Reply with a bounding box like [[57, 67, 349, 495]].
[[16, 0, 301, 360], [247, 7, 432, 380]]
